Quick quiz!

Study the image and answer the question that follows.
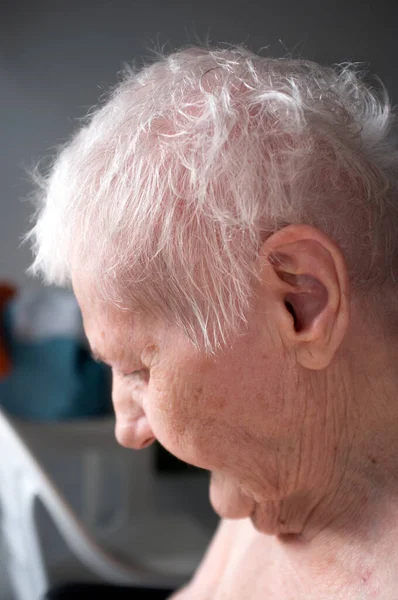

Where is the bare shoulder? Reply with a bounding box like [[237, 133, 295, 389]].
[[168, 519, 239, 599], [169, 519, 260, 599], [191, 519, 241, 586], [167, 585, 193, 600]]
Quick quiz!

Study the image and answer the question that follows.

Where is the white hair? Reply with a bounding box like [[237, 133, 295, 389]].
[[28, 46, 398, 351]]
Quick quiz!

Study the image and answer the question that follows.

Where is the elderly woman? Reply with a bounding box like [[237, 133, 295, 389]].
[[29, 46, 398, 599]]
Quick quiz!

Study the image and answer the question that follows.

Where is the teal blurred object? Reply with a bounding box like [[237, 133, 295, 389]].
[[0, 293, 112, 421]]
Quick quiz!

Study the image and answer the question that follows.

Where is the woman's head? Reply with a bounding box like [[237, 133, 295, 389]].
[[28, 46, 398, 536]]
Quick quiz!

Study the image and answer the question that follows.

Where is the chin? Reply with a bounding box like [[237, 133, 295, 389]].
[[210, 497, 253, 520], [209, 473, 256, 519], [154, 434, 209, 472], [250, 503, 282, 536], [250, 513, 278, 536]]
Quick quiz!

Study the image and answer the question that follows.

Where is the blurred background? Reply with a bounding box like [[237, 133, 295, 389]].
[[1, 0, 398, 598]]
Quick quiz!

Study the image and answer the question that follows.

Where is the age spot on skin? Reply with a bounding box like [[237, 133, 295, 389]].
[[361, 568, 372, 584]]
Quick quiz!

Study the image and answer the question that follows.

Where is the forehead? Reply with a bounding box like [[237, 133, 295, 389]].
[[72, 273, 137, 361], [73, 273, 124, 322]]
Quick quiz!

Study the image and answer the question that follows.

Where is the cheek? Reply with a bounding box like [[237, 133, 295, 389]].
[[142, 341, 291, 471], [144, 365, 226, 469], [144, 359, 270, 472]]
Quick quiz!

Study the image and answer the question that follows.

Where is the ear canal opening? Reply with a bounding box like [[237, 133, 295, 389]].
[[285, 299, 299, 332]]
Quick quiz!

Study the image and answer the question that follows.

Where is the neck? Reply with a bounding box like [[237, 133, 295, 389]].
[[210, 319, 398, 597], [267, 502, 398, 598], [270, 323, 398, 597]]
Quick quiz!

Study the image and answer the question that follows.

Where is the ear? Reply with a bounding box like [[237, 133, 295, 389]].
[[258, 225, 350, 370]]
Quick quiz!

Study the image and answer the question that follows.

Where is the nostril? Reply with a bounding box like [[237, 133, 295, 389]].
[[140, 436, 155, 449]]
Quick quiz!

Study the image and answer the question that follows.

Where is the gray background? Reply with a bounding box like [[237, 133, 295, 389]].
[[0, 0, 397, 285]]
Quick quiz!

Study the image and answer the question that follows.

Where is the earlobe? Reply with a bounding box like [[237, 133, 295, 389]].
[[261, 226, 350, 370]]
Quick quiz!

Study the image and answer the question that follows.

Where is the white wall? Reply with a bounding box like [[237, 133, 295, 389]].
[[1, 0, 397, 285]]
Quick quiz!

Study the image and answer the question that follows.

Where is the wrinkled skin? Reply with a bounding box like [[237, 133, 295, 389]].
[[73, 226, 398, 598], [74, 276, 296, 530]]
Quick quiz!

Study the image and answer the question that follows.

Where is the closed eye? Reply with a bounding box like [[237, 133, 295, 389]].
[[125, 368, 150, 383], [90, 348, 148, 381]]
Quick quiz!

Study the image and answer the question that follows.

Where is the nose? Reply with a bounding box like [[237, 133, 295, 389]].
[[115, 414, 155, 450], [112, 371, 156, 450]]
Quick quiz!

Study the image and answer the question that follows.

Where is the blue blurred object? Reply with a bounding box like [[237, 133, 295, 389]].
[[0, 290, 112, 421]]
